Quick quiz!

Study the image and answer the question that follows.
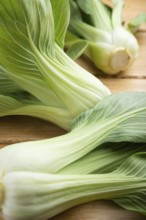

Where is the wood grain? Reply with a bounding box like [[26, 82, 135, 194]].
[[51, 201, 146, 220], [0, 0, 146, 220], [0, 116, 65, 145], [100, 78, 146, 92]]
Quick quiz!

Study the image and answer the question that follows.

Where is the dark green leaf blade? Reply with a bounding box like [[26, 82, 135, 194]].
[[114, 152, 146, 215], [72, 92, 146, 144], [0, 68, 20, 94], [66, 41, 88, 60]]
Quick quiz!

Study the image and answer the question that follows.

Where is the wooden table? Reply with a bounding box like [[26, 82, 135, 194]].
[[0, 0, 146, 219]]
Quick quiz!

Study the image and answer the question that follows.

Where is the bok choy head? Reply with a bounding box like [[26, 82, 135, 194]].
[[0, 92, 146, 175], [0, 0, 110, 130], [0, 91, 146, 219], [0, 153, 146, 219], [67, 0, 141, 74]]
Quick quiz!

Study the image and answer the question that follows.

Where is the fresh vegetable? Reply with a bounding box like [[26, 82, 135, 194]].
[[0, 92, 146, 218], [1, 153, 146, 220], [0, 0, 110, 130], [66, 0, 146, 74], [0, 68, 20, 95], [0, 67, 71, 129], [59, 142, 146, 174], [0, 94, 72, 129], [0, 92, 146, 174], [0, 1, 146, 219], [1, 93, 146, 174]]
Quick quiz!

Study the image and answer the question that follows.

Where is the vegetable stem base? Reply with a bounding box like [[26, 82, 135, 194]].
[[110, 48, 132, 73]]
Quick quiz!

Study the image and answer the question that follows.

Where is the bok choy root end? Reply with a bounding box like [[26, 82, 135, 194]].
[[67, 0, 141, 74]]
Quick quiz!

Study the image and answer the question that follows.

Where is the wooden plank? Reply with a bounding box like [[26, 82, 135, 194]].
[[105, 0, 146, 26], [51, 201, 146, 220], [99, 78, 146, 92], [0, 144, 4, 149], [123, 0, 146, 27], [0, 116, 65, 145]]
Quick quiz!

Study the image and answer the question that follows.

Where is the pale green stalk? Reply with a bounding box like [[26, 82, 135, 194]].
[[0, 153, 146, 219]]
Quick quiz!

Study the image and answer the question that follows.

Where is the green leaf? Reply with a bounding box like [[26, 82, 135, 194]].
[[128, 13, 146, 33], [69, 19, 111, 42], [1, 92, 146, 176], [1, 0, 55, 55], [1, 92, 146, 217], [75, 0, 112, 31], [50, 0, 70, 48], [0, 0, 61, 106], [69, 0, 82, 20], [0, 71, 72, 130], [0, 94, 71, 130], [66, 40, 88, 60], [0, 67, 20, 94], [0, 95, 23, 116], [59, 142, 146, 174], [23, 0, 55, 56], [72, 92, 146, 144], [65, 31, 81, 46], [0, 0, 110, 125], [114, 153, 146, 215]]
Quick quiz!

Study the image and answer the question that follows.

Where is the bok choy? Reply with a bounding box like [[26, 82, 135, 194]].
[[67, 0, 146, 74], [0, 67, 71, 129], [0, 92, 146, 174], [0, 0, 110, 130], [0, 92, 146, 219], [59, 142, 146, 174], [0, 154, 146, 219], [0, 94, 71, 129]]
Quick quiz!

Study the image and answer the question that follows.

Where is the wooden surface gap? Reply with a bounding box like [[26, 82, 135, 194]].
[[115, 75, 146, 80]]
